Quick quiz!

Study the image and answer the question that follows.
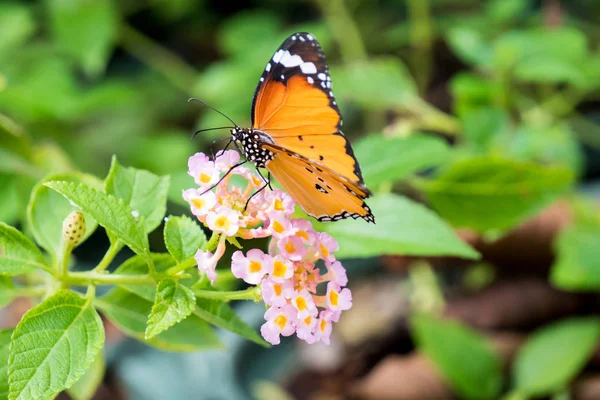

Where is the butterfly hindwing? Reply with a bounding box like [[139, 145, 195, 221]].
[[251, 32, 366, 189], [264, 144, 374, 223]]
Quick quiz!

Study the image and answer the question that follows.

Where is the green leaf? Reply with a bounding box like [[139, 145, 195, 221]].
[[8, 290, 104, 400], [0, 277, 15, 307], [325, 194, 479, 259], [0, 3, 35, 58], [112, 254, 265, 346], [354, 134, 450, 188], [513, 317, 600, 396], [28, 173, 101, 257], [485, 0, 531, 24], [0, 329, 13, 399], [460, 107, 510, 153], [551, 221, 600, 291], [446, 27, 493, 67], [335, 58, 417, 109], [0, 175, 20, 225], [105, 156, 170, 234], [494, 27, 588, 86], [146, 279, 196, 339], [194, 299, 269, 347], [419, 157, 574, 234], [96, 288, 222, 352], [412, 313, 502, 400], [44, 181, 149, 255], [67, 352, 105, 400], [114, 253, 179, 301], [164, 215, 206, 263], [0, 222, 48, 276], [47, 0, 118, 77]]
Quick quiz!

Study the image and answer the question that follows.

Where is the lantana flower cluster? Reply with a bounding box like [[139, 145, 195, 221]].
[[183, 150, 352, 345]]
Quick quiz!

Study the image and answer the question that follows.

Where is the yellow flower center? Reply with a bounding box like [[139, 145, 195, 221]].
[[320, 244, 329, 258], [252, 176, 262, 186], [295, 296, 307, 311], [273, 220, 285, 234], [285, 240, 296, 254], [249, 260, 262, 273], [214, 215, 230, 231], [273, 283, 283, 296], [272, 260, 286, 277], [274, 198, 284, 211], [199, 172, 212, 184], [304, 316, 312, 326], [320, 319, 328, 332], [274, 315, 287, 330], [296, 230, 309, 240], [191, 198, 205, 209], [329, 289, 339, 307]]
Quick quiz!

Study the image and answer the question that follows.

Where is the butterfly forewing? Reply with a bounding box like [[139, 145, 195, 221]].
[[248, 32, 374, 223], [251, 32, 367, 187]]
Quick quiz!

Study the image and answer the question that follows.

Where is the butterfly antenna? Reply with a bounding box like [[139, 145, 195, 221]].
[[190, 126, 234, 139], [188, 98, 238, 127]]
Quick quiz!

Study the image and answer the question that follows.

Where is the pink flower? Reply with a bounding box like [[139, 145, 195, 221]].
[[265, 189, 295, 217], [326, 260, 348, 286], [296, 314, 317, 344], [261, 278, 293, 307], [267, 255, 294, 282], [194, 238, 226, 285], [314, 310, 334, 345], [206, 206, 240, 236], [231, 249, 270, 284], [291, 289, 318, 319], [267, 212, 297, 238], [188, 153, 220, 187], [291, 218, 317, 244], [277, 236, 307, 261], [214, 149, 240, 173], [317, 232, 338, 262], [183, 189, 217, 216], [260, 305, 297, 345], [326, 283, 352, 311]]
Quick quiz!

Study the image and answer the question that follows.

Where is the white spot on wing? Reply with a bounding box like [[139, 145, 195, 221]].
[[280, 50, 303, 68], [265, 63, 271, 72], [307, 76, 314, 84], [272, 49, 284, 63], [300, 62, 317, 74], [307, 34, 314, 41], [317, 72, 326, 80]]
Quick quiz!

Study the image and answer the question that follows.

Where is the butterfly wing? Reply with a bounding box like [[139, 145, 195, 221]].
[[264, 144, 374, 223], [251, 32, 369, 194]]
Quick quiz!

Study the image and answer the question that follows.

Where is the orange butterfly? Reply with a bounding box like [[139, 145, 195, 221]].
[[197, 32, 374, 223]]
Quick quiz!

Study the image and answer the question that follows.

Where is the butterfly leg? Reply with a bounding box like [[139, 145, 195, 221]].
[[198, 160, 248, 196], [213, 138, 234, 160], [244, 171, 271, 211]]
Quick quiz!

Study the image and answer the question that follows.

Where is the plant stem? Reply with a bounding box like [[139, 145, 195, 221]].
[[94, 240, 122, 273], [119, 23, 198, 93], [11, 286, 47, 298], [165, 257, 197, 276], [316, 0, 367, 62], [194, 286, 261, 302], [407, 0, 433, 93], [65, 272, 155, 286], [205, 231, 221, 253]]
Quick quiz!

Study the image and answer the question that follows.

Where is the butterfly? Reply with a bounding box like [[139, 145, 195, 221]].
[[195, 32, 374, 223]]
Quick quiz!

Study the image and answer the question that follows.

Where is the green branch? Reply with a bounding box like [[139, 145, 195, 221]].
[[194, 286, 261, 302], [119, 23, 199, 93], [316, 0, 367, 62]]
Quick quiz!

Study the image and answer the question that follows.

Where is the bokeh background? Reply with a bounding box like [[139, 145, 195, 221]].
[[2, 0, 600, 399]]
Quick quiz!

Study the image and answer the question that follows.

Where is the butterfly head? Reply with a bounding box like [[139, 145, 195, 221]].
[[231, 127, 274, 168]]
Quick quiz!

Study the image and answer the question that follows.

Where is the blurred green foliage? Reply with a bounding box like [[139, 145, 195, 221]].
[[1, 0, 600, 399]]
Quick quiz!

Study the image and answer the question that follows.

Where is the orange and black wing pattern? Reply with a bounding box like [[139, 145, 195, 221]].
[[250, 32, 374, 223]]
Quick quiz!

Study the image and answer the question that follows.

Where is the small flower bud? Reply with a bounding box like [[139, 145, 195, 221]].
[[62, 211, 85, 248]]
